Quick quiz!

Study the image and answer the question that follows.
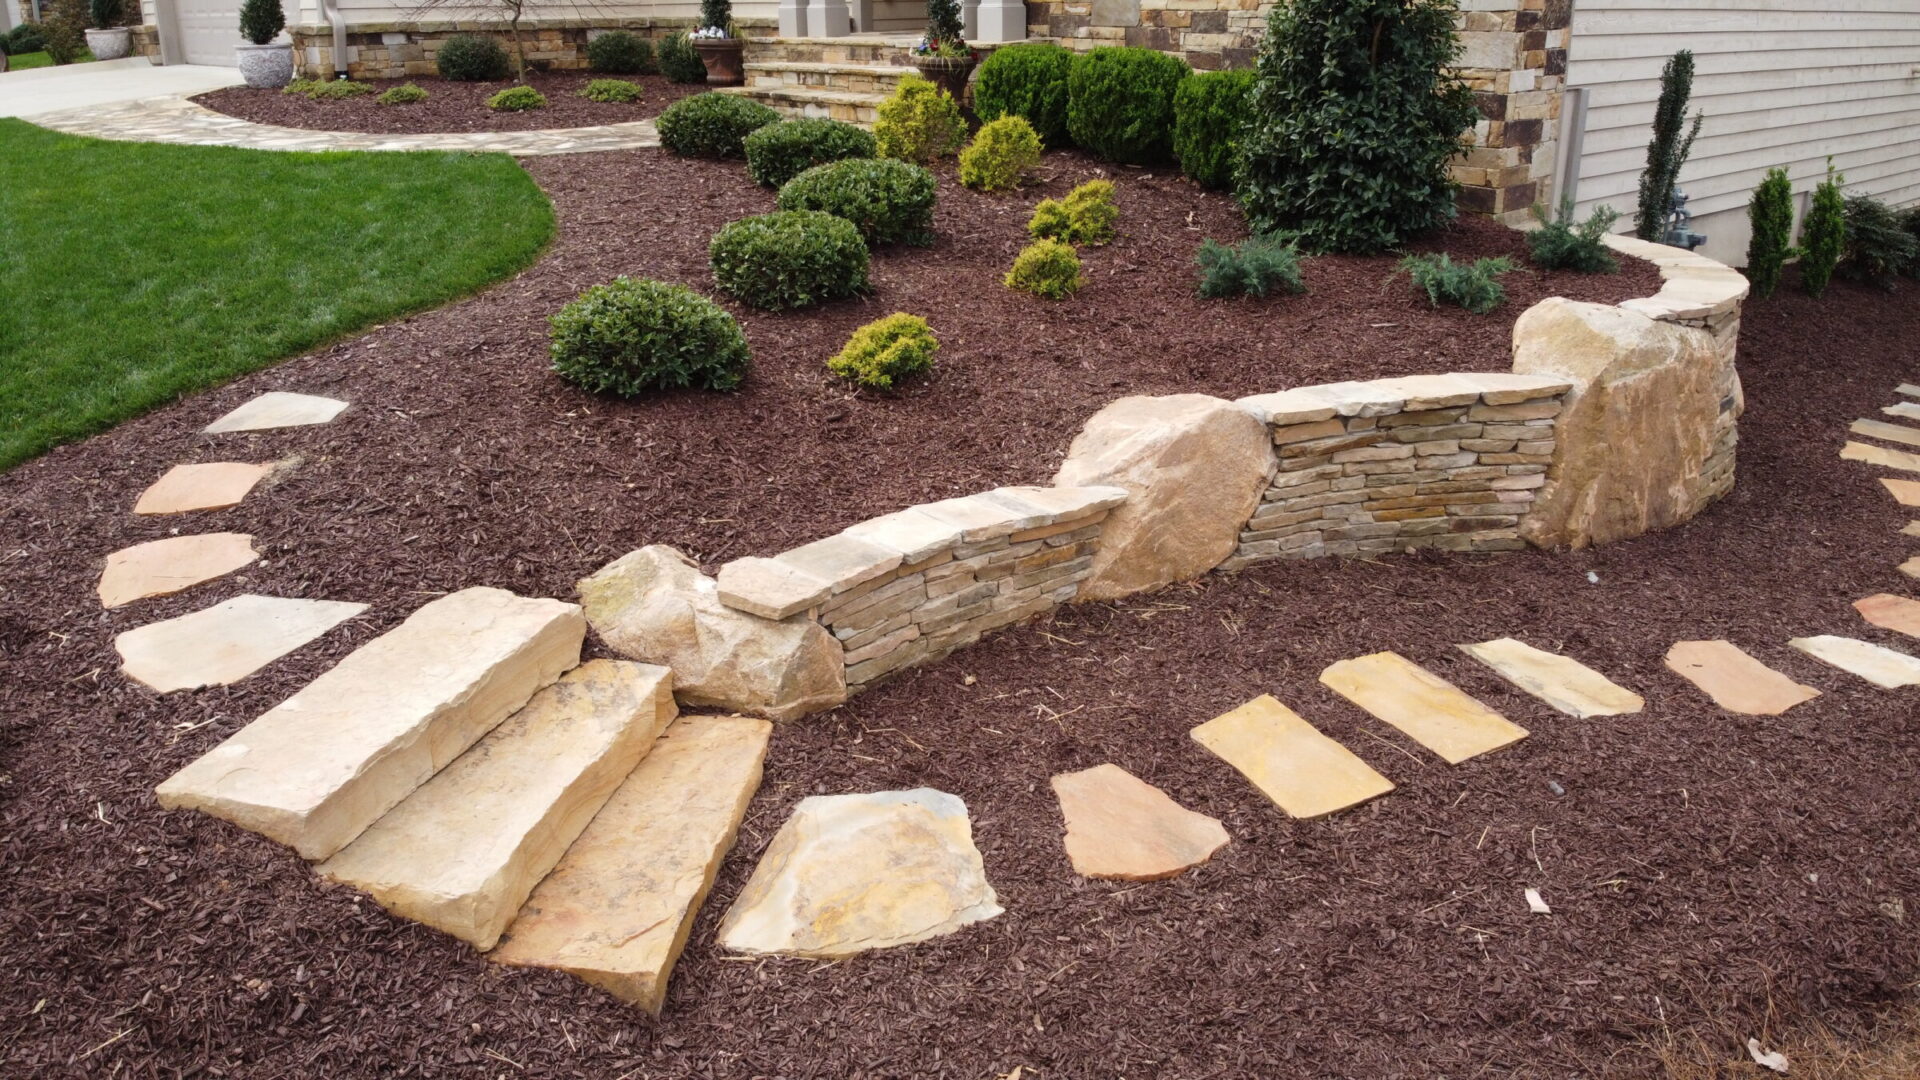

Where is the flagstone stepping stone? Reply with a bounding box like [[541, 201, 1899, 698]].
[[1788, 635, 1920, 689], [1881, 478, 1920, 507], [492, 714, 773, 1014], [1903, 556, 1920, 579], [1049, 764, 1229, 880], [115, 594, 367, 692], [318, 660, 674, 950], [1189, 694, 1394, 818], [1855, 593, 1920, 639], [1851, 418, 1920, 449], [1883, 402, 1920, 422], [1841, 441, 1920, 473], [1900, 384, 1920, 399], [1457, 637, 1644, 718], [97, 532, 258, 608], [156, 587, 585, 860], [204, 391, 348, 433], [1663, 640, 1819, 715], [716, 788, 1001, 959], [1319, 652, 1529, 764], [1905, 522, 1920, 538], [134, 461, 278, 515]]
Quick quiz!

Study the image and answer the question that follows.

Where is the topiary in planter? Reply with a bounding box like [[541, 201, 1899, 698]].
[[1028, 179, 1116, 245], [587, 30, 654, 74], [487, 85, 547, 111], [237, 0, 282, 45], [1066, 46, 1189, 166], [1005, 239, 1082, 299], [550, 277, 751, 395], [436, 34, 511, 82], [874, 73, 967, 165], [1173, 69, 1253, 191], [658, 31, 707, 83], [958, 115, 1042, 193], [827, 313, 939, 390], [581, 78, 642, 103], [744, 118, 877, 188], [710, 210, 871, 311], [973, 41, 1072, 147], [658, 92, 780, 158], [776, 157, 938, 247]]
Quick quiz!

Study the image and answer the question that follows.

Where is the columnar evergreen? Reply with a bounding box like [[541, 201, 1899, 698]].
[[1800, 160, 1847, 298], [1744, 167, 1793, 299], [1633, 49, 1703, 241]]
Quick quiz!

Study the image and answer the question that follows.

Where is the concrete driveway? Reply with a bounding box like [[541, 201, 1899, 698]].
[[0, 57, 243, 119]]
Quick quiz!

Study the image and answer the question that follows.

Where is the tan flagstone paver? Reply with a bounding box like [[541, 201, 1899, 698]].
[[115, 594, 367, 692], [1851, 418, 1920, 449], [1855, 593, 1920, 639], [204, 391, 348, 433], [1049, 763, 1229, 880], [1904, 522, 1920, 537], [1663, 640, 1819, 715], [1788, 635, 1920, 689], [1881, 478, 1920, 507], [1900, 384, 1920, 399], [1841, 441, 1920, 473], [97, 532, 259, 608], [1883, 402, 1920, 422], [134, 461, 278, 514], [1190, 694, 1394, 818], [1901, 557, 1920, 579], [1458, 637, 1644, 718], [1318, 652, 1529, 764]]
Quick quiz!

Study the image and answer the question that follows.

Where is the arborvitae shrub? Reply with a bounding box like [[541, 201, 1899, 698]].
[[487, 85, 547, 111], [587, 31, 654, 74], [777, 158, 938, 246], [1238, 0, 1477, 254], [550, 278, 750, 395], [1195, 233, 1306, 298], [1027, 179, 1117, 245], [1065, 46, 1189, 165], [1173, 69, 1254, 191], [1800, 162, 1846, 298], [709, 210, 871, 310], [745, 118, 877, 188], [1525, 199, 1621, 273], [376, 83, 428, 105], [1004, 239, 1083, 299], [658, 31, 707, 83], [657, 92, 779, 158], [1401, 253, 1515, 314], [827, 313, 939, 390], [875, 74, 967, 165], [1633, 49, 1704, 241], [1744, 167, 1794, 300], [436, 34, 511, 81], [237, 0, 283, 44], [958, 115, 1043, 192], [1841, 194, 1918, 290], [581, 78, 642, 103], [973, 42, 1073, 147]]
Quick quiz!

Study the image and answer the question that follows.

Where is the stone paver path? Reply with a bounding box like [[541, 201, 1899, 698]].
[[1883, 402, 1920, 422], [1663, 640, 1819, 715], [1458, 637, 1645, 718], [115, 594, 367, 692], [205, 391, 349, 433], [1050, 764, 1229, 881], [29, 95, 659, 156], [1855, 593, 1920, 639], [134, 461, 279, 514], [98, 532, 259, 608], [1881, 479, 1920, 507], [1842, 440, 1920, 473], [1851, 418, 1920, 449], [1789, 635, 1920, 689], [1320, 652, 1529, 764], [1191, 694, 1395, 818]]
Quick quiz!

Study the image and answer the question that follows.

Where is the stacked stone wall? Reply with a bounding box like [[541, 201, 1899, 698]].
[[286, 17, 776, 80]]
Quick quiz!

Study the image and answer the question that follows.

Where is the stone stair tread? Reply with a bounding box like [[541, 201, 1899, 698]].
[[744, 60, 907, 75], [716, 85, 886, 106], [318, 660, 676, 951], [156, 586, 586, 860]]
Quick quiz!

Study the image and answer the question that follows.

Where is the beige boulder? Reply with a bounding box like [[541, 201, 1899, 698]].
[[1512, 298, 1738, 548], [579, 546, 845, 722], [1054, 394, 1274, 600]]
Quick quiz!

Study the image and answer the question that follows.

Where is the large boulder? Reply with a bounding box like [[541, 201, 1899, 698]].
[[1054, 394, 1274, 601], [579, 546, 846, 721], [1512, 298, 1739, 549]]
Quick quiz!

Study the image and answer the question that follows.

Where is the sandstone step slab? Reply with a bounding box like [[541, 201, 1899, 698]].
[[1049, 764, 1228, 881], [715, 85, 881, 125], [1881, 478, 1920, 507], [1788, 635, 1920, 689], [1841, 441, 1920, 473], [116, 594, 368, 693], [1856, 593, 1920, 639], [1851, 418, 1920, 449], [490, 714, 772, 1013], [1899, 384, 1920, 398], [156, 587, 586, 860], [1319, 652, 1528, 765], [1663, 640, 1819, 715], [204, 391, 348, 433], [318, 660, 674, 950], [1885, 402, 1920, 422], [1457, 637, 1644, 718], [1190, 694, 1394, 818], [98, 532, 259, 608], [134, 461, 278, 515], [744, 60, 907, 95]]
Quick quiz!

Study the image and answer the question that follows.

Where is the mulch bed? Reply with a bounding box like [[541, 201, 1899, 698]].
[[192, 71, 699, 133], [6, 147, 1916, 1078]]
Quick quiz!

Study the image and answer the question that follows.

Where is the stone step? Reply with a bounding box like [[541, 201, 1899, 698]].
[[744, 60, 908, 96], [318, 660, 676, 951], [1319, 652, 1529, 765], [715, 84, 883, 126], [744, 34, 919, 66], [490, 713, 772, 1014], [156, 586, 586, 860]]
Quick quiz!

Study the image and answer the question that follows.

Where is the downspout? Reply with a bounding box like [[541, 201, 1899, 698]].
[[321, 0, 347, 80]]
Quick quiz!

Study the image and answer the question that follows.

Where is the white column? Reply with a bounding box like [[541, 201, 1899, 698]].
[[961, 0, 978, 39], [778, 0, 809, 37], [808, 0, 851, 37], [973, 0, 1025, 42]]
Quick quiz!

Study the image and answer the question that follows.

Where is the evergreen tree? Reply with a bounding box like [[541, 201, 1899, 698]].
[[1800, 160, 1846, 299], [238, 0, 284, 44], [1633, 49, 1703, 241], [926, 0, 964, 45], [1744, 167, 1793, 299]]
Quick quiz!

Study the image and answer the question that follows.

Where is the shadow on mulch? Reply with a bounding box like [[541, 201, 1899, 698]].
[[3, 148, 1914, 1078], [193, 71, 700, 133]]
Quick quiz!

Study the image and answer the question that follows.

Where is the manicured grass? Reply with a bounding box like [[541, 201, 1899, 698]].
[[4, 49, 94, 69], [0, 119, 554, 469]]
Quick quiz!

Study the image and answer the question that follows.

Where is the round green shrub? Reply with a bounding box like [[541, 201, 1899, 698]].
[[658, 31, 707, 83], [710, 210, 870, 311], [777, 158, 937, 247], [1066, 46, 1190, 165], [488, 85, 547, 111], [657, 92, 780, 158], [827, 313, 938, 390], [1173, 68, 1253, 190], [587, 30, 653, 74], [377, 83, 428, 106], [436, 33, 511, 82], [581, 78, 642, 103], [1004, 238, 1082, 300], [959, 115, 1042, 192], [744, 118, 877, 188], [874, 73, 967, 165], [550, 277, 750, 395], [974, 42, 1073, 148]]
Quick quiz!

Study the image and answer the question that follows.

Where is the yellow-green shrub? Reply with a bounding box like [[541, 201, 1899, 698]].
[[1027, 179, 1117, 245], [958, 115, 1042, 193], [826, 313, 938, 390], [875, 73, 967, 165], [1004, 239, 1082, 300]]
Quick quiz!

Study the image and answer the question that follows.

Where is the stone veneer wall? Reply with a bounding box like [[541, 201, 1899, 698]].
[[286, 16, 776, 80]]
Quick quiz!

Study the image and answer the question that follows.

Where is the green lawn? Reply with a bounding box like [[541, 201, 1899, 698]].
[[0, 119, 554, 469], [4, 49, 93, 69]]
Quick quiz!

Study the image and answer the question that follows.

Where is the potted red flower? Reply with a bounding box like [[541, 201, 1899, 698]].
[[690, 0, 744, 86]]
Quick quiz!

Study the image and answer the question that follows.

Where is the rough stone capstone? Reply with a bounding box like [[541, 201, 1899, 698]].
[[1054, 393, 1274, 600], [579, 545, 846, 722], [1050, 763, 1228, 880]]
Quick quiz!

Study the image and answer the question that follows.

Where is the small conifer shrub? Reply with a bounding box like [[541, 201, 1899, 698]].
[[1841, 194, 1917, 290], [1800, 161, 1846, 299], [874, 74, 967, 165], [1633, 49, 1704, 241], [487, 85, 547, 111], [1400, 253, 1515, 314], [1027, 179, 1116, 246], [376, 83, 428, 105], [827, 313, 939, 390], [1004, 239, 1083, 300], [958, 115, 1042, 193], [1525, 199, 1621, 273], [1744, 167, 1794, 300], [580, 78, 642, 103], [1195, 233, 1306, 298]]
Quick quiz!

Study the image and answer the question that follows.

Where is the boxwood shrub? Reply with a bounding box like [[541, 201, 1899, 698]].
[[973, 41, 1073, 147], [1173, 69, 1254, 190], [710, 210, 871, 310], [550, 277, 750, 395], [587, 30, 654, 74], [436, 34, 510, 82], [1066, 46, 1189, 165], [657, 93, 780, 158], [744, 118, 877, 188], [776, 157, 937, 247]]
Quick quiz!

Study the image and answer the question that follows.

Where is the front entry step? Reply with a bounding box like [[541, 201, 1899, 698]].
[[744, 60, 909, 96], [715, 84, 885, 126]]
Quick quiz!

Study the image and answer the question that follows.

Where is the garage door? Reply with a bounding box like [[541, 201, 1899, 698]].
[[174, 0, 242, 66]]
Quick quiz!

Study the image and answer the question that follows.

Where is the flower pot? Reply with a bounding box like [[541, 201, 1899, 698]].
[[913, 55, 976, 106], [236, 42, 294, 89], [692, 39, 745, 87], [84, 26, 132, 61]]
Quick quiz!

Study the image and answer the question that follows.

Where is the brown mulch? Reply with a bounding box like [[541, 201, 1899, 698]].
[[192, 71, 699, 133], [5, 147, 1916, 1079]]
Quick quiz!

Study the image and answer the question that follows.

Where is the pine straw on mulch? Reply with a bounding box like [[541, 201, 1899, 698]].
[[5, 148, 1915, 1079], [193, 72, 700, 134]]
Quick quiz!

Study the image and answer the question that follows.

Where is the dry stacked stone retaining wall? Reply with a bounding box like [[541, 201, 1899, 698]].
[[284, 18, 777, 81]]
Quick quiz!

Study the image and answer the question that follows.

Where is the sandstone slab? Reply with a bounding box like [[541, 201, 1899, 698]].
[[1458, 637, 1644, 718], [1054, 393, 1274, 600], [156, 587, 586, 860], [1663, 640, 1818, 715], [134, 461, 277, 515], [1190, 694, 1394, 818], [1880, 478, 1920, 507], [580, 546, 845, 721], [204, 391, 348, 433], [1900, 384, 1920, 399], [842, 507, 966, 562], [116, 594, 368, 692], [318, 660, 673, 949], [1902, 556, 1920, 579], [1842, 441, 1920, 473], [716, 788, 1001, 958], [714, 556, 833, 620], [1319, 652, 1528, 764], [98, 532, 259, 608], [1853, 418, 1920, 449], [1884, 402, 1920, 422], [1049, 764, 1228, 880], [1906, 522, 1920, 538], [1856, 593, 1920, 639], [490, 714, 771, 1014], [1789, 635, 1920, 689]]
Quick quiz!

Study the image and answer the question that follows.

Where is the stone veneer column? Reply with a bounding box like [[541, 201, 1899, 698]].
[[1450, 0, 1569, 222]]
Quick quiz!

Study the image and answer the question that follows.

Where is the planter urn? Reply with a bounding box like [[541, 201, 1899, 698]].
[[236, 42, 295, 89], [84, 26, 133, 60], [912, 54, 976, 105], [692, 38, 745, 86]]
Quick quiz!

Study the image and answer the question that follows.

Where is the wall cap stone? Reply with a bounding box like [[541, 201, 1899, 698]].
[[1603, 233, 1748, 321]]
